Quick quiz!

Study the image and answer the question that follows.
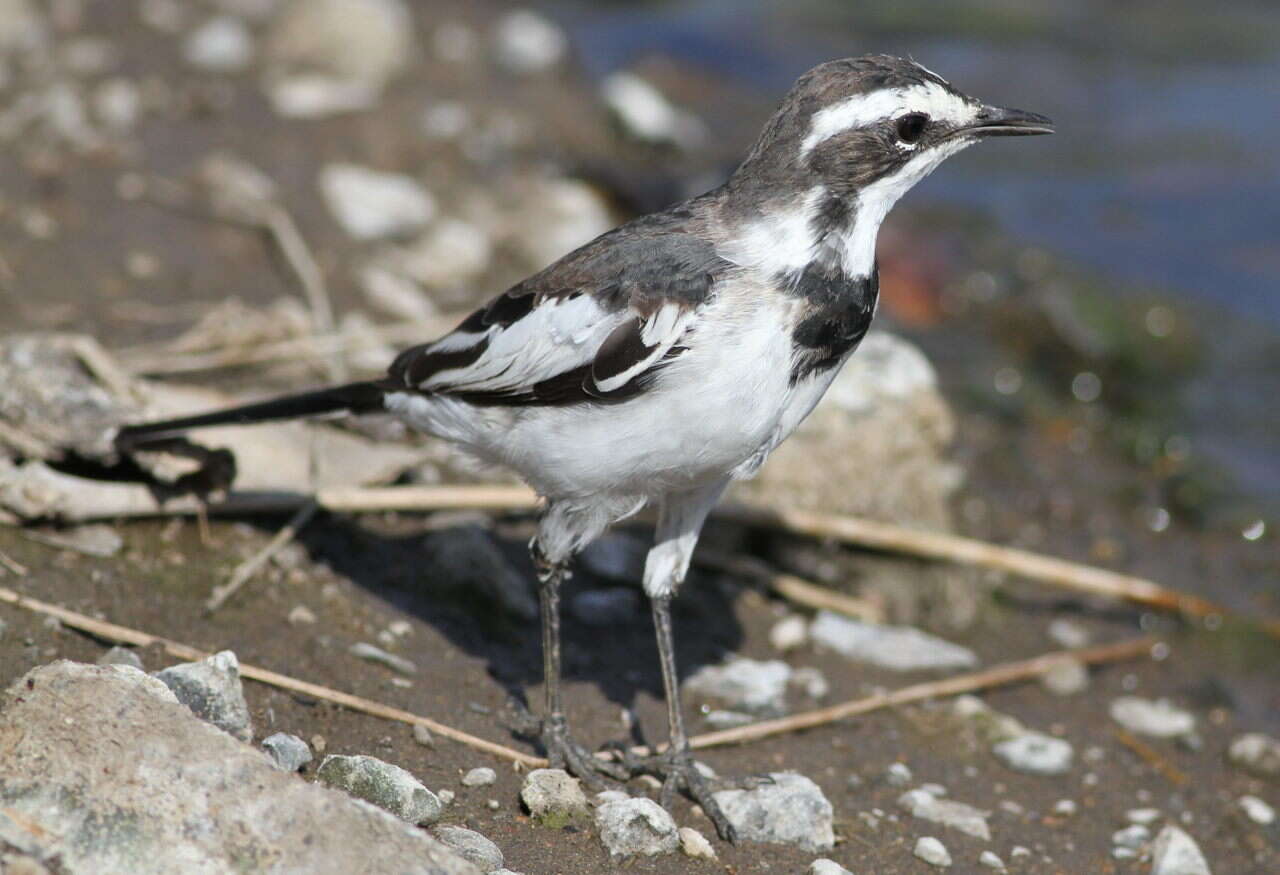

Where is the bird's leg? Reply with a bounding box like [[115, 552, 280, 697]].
[[530, 542, 627, 787]]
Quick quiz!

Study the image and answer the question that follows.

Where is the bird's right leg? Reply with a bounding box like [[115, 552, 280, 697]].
[[528, 539, 627, 787]]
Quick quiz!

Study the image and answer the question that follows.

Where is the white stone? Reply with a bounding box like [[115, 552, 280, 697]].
[[461, 767, 497, 787], [1239, 795, 1275, 825], [601, 72, 706, 149], [712, 772, 834, 852], [898, 789, 990, 840], [1041, 658, 1089, 696], [595, 797, 679, 858], [267, 0, 412, 87], [1047, 618, 1090, 649], [1113, 824, 1150, 850], [431, 826, 503, 872], [979, 850, 1006, 870], [683, 657, 792, 714], [770, 614, 809, 651], [992, 731, 1074, 776], [1126, 807, 1162, 825], [809, 860, 852, 875], [678, 827, 715, 859], [261, 732, 313, 772], [492, 10, 567, 74], [184, 16, 253, 72], [93, 78, 142, 130], [320, 164, 435, 240], [810, 612, 976, 672], [388, 218, 493, 289], [1110, 697, 1196, 738], [914, 836, 952, 867], [1228, 732, 1280, 778], [358, 265, 436, 322], [1150, 825, 1211, 875], [266, 75, 379, 118]]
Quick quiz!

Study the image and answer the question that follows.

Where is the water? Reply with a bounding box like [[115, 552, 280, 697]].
[[547, 0, 1280, 509]]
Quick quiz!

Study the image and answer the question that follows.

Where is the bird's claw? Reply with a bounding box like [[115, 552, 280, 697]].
[[540, 713, 629, 788], [621, 747, 760, 843]]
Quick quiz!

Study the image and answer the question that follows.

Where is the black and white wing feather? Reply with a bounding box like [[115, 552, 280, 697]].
[[385, 223, 730, 406]]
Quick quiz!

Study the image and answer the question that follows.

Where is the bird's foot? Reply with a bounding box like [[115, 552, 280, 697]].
[[510, 703, 628, 789], [620, 747, 770, 843]]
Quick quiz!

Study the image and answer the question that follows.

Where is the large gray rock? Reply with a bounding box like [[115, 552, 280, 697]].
[[153, 650, 253, 742], [595, 796, 679, 858], [316, 754, 443, 826], [0, 661, 479, 874], [712, 773, 834, 852]]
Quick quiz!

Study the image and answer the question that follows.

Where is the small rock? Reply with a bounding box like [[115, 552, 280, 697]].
[[570, 588, 639, 626], [898, 789, 990, 840], [349, 642, 417, 675], [438, 789, 455, 806], [261, 732, 312, 772], [979, 850, 1006, 870], [315, 754, 442, 825], [992, 732, 1074, 776], [1110, 697, 1196, 738], [595, 797, 679, 858], [600, 71, 706, 149], [884, 762, 913, 787], [288, 604, 317, 625], [520, 768, 589, 827], [1239, 795, 1275, 825], [1010, 845, 1032, 860], [808, 860, 852, 875], [412, 724, 435, 748], [266, 74, 379, 118], [914, 836, 952, 868], [384, 219, 493, 290], [1126, 807, 1162, 825], [97, 646, 143, 670], [153, 650, 253, 742], [1112, 824, 1150, 850], [1041, 658, 1089, 696], [505, 178, 613, 269], [432, 826, 504, 872], [1150, 825, 1211, 875], [184, 16, 253, 72], [1053, 799, 1078, 816], [1047, 618, 1090, 649], [678, 826, 715, 859], [683, 657, 791, 715], [791, 667, 830, 700], [712, 772, 834, 852], [492, 9, 567, 74], [809, 612, 976, 672], [462, 767, 497, 787], [1228, 732, 1280, 779], [769, 614, 809, 652], [320, 164, 435, 240], [358, 265, 436, 322], [266, 0, 412, 88], [93, 77, 142, 130]]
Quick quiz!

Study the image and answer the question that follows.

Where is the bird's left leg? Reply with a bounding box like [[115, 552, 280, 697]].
[[625, 479, 744, 842]]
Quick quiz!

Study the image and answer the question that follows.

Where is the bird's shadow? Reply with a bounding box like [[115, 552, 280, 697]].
[[289, 513, 747, 749]]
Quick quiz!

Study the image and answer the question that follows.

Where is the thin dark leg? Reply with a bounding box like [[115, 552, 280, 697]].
[[650, 594, 738, 842], [530, 542, 626, 786]]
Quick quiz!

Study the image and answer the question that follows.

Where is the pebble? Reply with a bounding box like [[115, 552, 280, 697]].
[[1228, 732, 1280, 778], [1010, 845, 1032, 860], [769, 614, 809, 652], [809, 612, 977, 672], [791, 667, 830, 700], [992, 731, 1074, 776], [153, 650, 253, 742], [349, 642, 418, 676], [808, 860, 852, 875], [1239, 795, 1275, 825], [315, 754, 442, 825], [266, 75, 379, 118], [600, 71, 706, 149], [595, 796, 680, 858], [93, 78, 142, 130], [979, 850, 1006, 870], [1052, 799, 1078, 816], [1109, 697, 1196, 738], [1112, 824, 1150, 850], [261, 732, 312, 772], [438, 789, 455, 806], [1126, 807, 1162, 825], [266, 0, 412, 88], [1041, 658, 1089, 696], [952, 696, 1025, 744], [287, 605, 317, 625], [412, 724, 435, 748], [358, 265, 436, 322], [97, 646, 143, 670], [1047, 618, 1090, 649], [683, 657, 792, 715], [505, 178, 613, 269], [183, 16, 253, 72], [1150, 825, 1211, 875], [432, 826, 504, 872], [898, 789, 990, 840], [678, 827, 715, 859], [712, 772, 834, 852], [520, 768, 589, 827], [492, 9, 567, 74], [320, 164, 435, 240], [884, 762, 913, 787], [462, 767, 497, 787], [914, 836, 952, 868], [569, 588, 639, 626]]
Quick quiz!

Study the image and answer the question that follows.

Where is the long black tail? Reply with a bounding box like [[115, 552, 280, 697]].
[[114, 381, 388, 451]]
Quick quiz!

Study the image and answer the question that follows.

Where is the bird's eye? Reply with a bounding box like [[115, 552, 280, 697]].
[[896, 113, 929, 144]]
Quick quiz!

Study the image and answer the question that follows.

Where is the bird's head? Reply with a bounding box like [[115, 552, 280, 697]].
[[729, 55, 1052, 217]]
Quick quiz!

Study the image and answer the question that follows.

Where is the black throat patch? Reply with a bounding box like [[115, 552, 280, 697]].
[[784, 261, 879, 384]]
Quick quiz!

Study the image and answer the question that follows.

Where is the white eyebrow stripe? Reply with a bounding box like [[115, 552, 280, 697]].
[[799, 82, 979, 156]]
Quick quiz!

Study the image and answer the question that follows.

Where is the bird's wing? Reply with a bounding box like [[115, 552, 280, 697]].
[[384, 229, 731, 406]]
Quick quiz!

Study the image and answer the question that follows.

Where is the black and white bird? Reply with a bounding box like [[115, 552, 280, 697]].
[[116, 56, 1051, 840]]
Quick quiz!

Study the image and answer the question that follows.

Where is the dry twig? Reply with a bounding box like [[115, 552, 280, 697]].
[[0, 549, 28, 577], [681, 636, 1156, 752], [1114, 727, 1190, 785], [0, 585, 544, 768], [205, 500, 318, 613]]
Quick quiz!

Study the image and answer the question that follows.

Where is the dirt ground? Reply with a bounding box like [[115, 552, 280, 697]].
[[1, 1, 1278, 873]]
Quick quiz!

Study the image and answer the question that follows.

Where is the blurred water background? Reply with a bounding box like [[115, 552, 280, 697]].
[[547, 0, 1280, 517]]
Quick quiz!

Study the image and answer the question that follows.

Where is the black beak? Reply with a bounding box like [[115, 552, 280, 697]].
[[960, 105, 1055, 137]]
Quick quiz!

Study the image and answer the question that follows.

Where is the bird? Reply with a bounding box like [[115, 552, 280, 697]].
[[114, 55, 1052, 841]]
